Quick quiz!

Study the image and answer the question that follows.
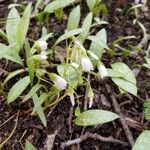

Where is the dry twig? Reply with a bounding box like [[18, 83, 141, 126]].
[[61, 132, 128, 149]]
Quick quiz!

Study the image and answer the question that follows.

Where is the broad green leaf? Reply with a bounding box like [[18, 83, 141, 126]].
[[0, 29, 7, 41], [25, 140, 37, 150], [107, 69, 124, 78], [32, 94, 47, 127], [44, 0, 76, 13], [112, 78, 137, 96], [90, 28, 107, 59], [74, 109, 119, 126], [16, 3, 31, 49], [111, 62, 136, 84], [88, 35, 109, 50], [3, 69, 25, 85], [67, 5, 80, 31], [55, 28, 83, 45], [23, 83, 42, 101], [86, 0, 101, 11], [78, 12, 93, 43], [6, 7, 20, 44], [132, 130, 150, 150], [7, 76, 30, 103]]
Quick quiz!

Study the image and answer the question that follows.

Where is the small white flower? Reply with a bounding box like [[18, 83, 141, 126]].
[[81, 56, 93, 72], [39, 54, 47, 60], [39, 51, 47, 60], [36, 40, 48, 51], [98, 64, 108, 79], [53, 75, 67, 90]]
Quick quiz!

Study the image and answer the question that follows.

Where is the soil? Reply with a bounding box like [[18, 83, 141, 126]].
[[0, 0, 150, 150]]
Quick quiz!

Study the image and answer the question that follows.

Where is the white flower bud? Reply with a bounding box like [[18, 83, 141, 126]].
[[98, 64, 108, 79], [70, 62, 79, 68], [36, 40, 48, 51], [39, 54, 47, 60], [81, 56, 93, 72], [69, 94, 75, 106], [53, 75, 67, 90]]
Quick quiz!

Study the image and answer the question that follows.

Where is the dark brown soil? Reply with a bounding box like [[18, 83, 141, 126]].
[[0, 0, 150, 150]]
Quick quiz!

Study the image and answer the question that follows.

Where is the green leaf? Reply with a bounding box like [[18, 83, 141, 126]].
[[78, 12, 93, 43], [16, 3, 31, 49], [7, 76, 30, 103], [4, 52, 23, 65], [88, 35, 109, 50], [0, 43, 16, 59], [23, 83, 42, 101], [107, 69, 124, 78], [6, 7, 20, 44], [112, 78, 137, 96], [111, 62, 136, 84], [74, 109, 119, 126], [67, 5, 80, 31], [44, 0, 76, 13], [0, 29, 7, 41], [32, 94, 47, 127], [144, 100, 150, 120], [90, 28, 107, 59], [86, 0, 101, 11], [55, 28, 83, 45], [132, 130, 150, 150], [25, 140, 37, 150], [3, 69, 25, 85]]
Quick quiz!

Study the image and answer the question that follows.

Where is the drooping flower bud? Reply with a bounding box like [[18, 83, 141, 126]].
[[49, 73, 67, 90], [39, 51, 47, 61], [81, 56, 93, 72], [36, 40, 48, 51], [97, 62, 108, 79]]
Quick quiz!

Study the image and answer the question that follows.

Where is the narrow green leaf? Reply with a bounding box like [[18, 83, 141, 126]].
[[25, 140, 37, 150], [3, 69, 25, 85], [6, 7, 20, 44], [132, 130, 150, 150], [16, 3, 31, 48], [23, 83, 42, 101], [90, 28, 107, 59], [67, 5, 80, 31], [74, 109, 119, 126], [111, 62, 136, 84], [7, 76, 30, 103], [55, 28, 83, 45], [112, 78, 137, 96], [0, 29, 7, 41], [32, 94, 47, 127], [44, 0, 76, 13], [78, 12, 93, 43]]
